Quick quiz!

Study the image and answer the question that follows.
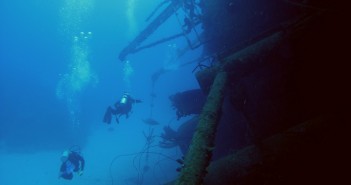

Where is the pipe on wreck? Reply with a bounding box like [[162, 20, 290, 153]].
[[175, 71, 227, 185]]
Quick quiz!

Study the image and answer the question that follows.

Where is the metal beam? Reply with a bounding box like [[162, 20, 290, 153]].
[[118, 0, 183, 61]]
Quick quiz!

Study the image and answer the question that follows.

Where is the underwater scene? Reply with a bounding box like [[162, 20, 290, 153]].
[[0, 0, 347, 185]]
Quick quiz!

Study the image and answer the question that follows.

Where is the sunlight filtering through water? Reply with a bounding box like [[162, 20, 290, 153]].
[[126, 0, 138, 38]]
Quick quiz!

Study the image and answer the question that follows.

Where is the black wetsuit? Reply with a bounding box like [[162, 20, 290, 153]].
[[103, 95, 142, 124], [59, 152, 85, 180]]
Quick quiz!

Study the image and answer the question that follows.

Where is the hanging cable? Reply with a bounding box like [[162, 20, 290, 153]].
[[181, 0, 203, 45], [173, 2, 196, 49]]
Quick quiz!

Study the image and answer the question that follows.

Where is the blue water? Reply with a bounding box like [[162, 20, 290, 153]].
[[0, 0, 201, 184]]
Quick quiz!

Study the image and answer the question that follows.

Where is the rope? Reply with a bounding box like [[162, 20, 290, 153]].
[[109, 146, 178, 185]]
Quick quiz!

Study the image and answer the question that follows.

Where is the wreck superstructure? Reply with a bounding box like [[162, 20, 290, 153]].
[[118, 0, 347, 184]]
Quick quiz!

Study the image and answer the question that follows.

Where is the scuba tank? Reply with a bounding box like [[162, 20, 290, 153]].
[[120, 93, 129, 104]]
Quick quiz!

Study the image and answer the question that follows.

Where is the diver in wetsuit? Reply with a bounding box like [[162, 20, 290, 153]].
[[103, 92, 142, 124], [59, 150, 85, 180]]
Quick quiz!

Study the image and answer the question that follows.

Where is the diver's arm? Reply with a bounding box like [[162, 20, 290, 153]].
[[58, 163, 66, 178], [130, 97, 142, 103], [77, 155, 85, 170], [60, 162, 66, 172], [134, 99, 142, 103]]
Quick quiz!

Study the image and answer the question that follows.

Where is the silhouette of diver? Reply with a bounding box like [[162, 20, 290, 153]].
[[58, 149, 85, 180], [103, 92, 142, 124]]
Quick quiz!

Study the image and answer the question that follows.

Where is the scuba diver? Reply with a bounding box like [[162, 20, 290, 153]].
[[58, 149, 85, 180], [103, 92, 142, 124]]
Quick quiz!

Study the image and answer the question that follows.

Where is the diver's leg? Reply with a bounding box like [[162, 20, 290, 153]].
[[115, 114, 121, 124], [103, 106, 113, 124]]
